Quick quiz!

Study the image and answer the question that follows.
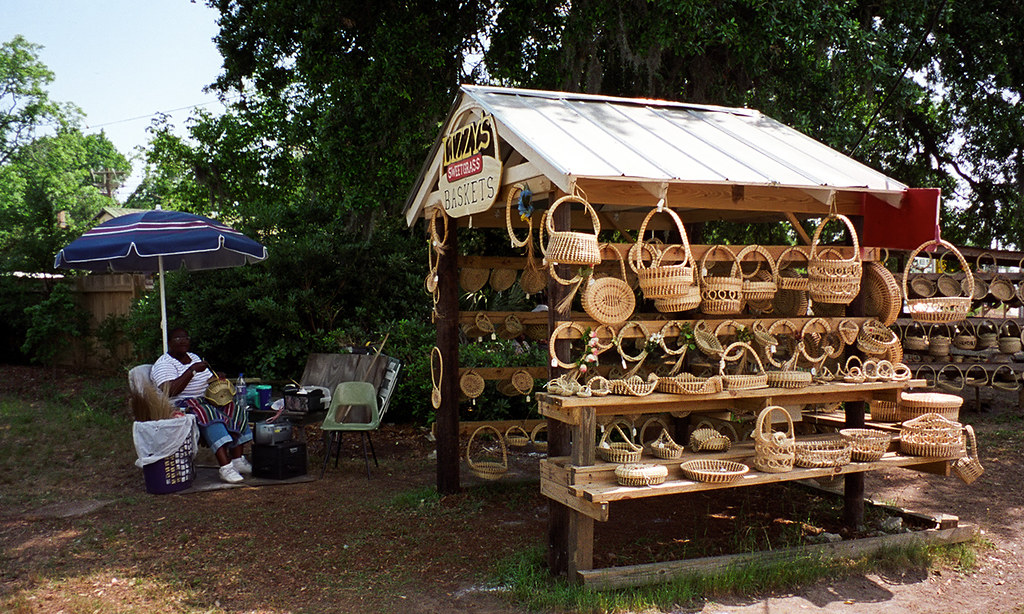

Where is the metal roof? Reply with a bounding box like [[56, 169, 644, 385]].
[[405, 85, 908, 224]]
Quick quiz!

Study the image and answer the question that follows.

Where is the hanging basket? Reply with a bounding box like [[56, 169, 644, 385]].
[[699, 245, 743, 314], [459, 267, 490, 293], [902, 239, 973, 323], [459, 369, 486, 399], [504, 425, 531, 448], [952, 425, 984, 485], [794, 435, 852, 468], [489, 267, 517, 292], [808, 214, 862, 305], [581, 244, 636, 325], [840, 428, 892, 462], [694, 320, 725, 357], [544, 194, 601, 266], [776, 246, 810, 291], [466, 425, 508, 480], [899, 413, 965, 458], [463, 311, 496, 340], [736, 244, 779, 303], [903, 320, 929, 352], [862, 261, 902, 326], [597, 421, 643, 463], [991, 364, 1022, 392], [753, 406, 795, 473], [952, 321, 977, 350], [631, 205, 701, 309]]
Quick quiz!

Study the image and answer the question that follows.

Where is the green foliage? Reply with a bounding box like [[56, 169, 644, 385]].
[[20, 282, 91, 365], [0, 35, 73, 164]]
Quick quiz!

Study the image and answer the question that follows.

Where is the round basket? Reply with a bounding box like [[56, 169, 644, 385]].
[[504, 425, 531, 447], [963, 364, 989, 388], [631, 206, 701, 309], [581, 244, 636, 324], [680, 459, 749, 484], [952, 425, 984, 485], [597, 421, 643, 463], [489, 267, 517, 292], [903, 240, 973, 323], [808, 214, 862, 305], [460, 267, 490, 293], [869, 399, 900, 422], [963, 274, 988, 301], [862, 262, 902, 326], [459, 369, 486, 399], [463, 311, 496, 340], [530, 422, 548, 452], [794, 435, 852, 468], [773, 275, 810, 316], [899, 413, 965, 457], [544, 195, 601, 266], [766, 369, 813, 389], [926, 323, 952, 358], [699, 245, 743, 315], [736, 244, 778, 303], [990, 276, 1016, 303], [857, 319, 898, 355], [615, 463, 668, 487], [908, 250, 938, 298], [646, 427, 685, 460], [998, 320, 1022, 354], [466, 425, 508, 480], [719, 341, 769, 390], [840, 428, 892, 462], [899, 391, 963, 421], [952, 321, 977, 350], [753, 406, 795, 473], [776, 246, 810, 291], [976, 319, 999, 349], [689, 426, 732, 453]]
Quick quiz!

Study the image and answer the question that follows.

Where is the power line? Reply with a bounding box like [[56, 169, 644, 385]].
[[84, 94, 242, 130]]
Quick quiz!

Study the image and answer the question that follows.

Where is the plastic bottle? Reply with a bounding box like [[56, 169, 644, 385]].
[[235, 373, 248, 410]]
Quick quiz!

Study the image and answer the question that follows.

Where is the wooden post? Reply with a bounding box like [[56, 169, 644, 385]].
[[843, 213, 866, 529], [435, 215, 461, 495]]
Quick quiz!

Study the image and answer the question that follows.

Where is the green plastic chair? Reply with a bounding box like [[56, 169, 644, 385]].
[[320, 381, 380, 479]]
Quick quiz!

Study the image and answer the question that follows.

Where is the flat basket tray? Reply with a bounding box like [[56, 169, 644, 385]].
[[680, 459, 750, 483]]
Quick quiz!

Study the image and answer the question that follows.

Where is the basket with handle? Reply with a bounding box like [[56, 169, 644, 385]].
[[736, 244, 778, 303], [936, 250, 965, 298], [857, 319, 899, 356], [952, 424, 984, 484], [794, 435, 852, 468], [504, 425, 531, 448], [753, 406, 795, 473], [498, 314, 524, 340], [899, 413, 965, 457], [459, 369, 486, 400], [840, 428, 892, 462], [903, 239, 973, 323], [462, 311, 496, 341], [530, 422, 548, 452], [776, 246, 810, 291], [719, 341, 769, 390], [952, 321, 977, 350], [615, 463, 668, 487], [903, 320, 929, 352], [466, 425, 508, 480], [581, 243, 636, 325], [976, 319, 999, 349], [808, 214, 862, 305], [908, 249, 938, 299], [543, 194, 601, 266], [689, 421, 732, 453], [657, 373, 724, 395], [597, 420, 643, 463], [862, 261, 902, 326], [963, 364, 989, 387], [998, 320, 1022, 354], [926, 322, 952, 358], [989, 274, 1016, 304], [638, 416, 684, 459], [935, 364, 965, 394], [680, 459, 749, 484], [990, 364, 1021, 392], [631, 205, 701, 310], [699, 245, 743, 315], [694, 320, 725, 357]]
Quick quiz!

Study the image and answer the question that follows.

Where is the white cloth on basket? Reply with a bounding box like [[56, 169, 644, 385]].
[[133, 414, 199, 468]]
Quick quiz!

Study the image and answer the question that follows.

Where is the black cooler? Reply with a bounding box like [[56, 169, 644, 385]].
[[252, 441, 307, 479]]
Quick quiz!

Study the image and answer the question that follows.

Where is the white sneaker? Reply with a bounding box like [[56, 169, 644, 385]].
[[232, 456, 252, 475], [219, 463, 244, 483]]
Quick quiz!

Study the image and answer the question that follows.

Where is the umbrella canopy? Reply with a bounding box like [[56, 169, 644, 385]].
[[55, 208, 268, 352]]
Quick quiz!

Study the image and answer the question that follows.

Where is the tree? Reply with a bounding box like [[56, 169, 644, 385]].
[[0, 36, 75, 164]]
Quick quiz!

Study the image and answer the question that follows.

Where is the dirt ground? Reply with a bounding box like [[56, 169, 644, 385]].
[[1, 365, 1023, 613]]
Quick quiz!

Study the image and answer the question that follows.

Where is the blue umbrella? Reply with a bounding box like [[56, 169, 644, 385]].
[[55, 208, 268, 352]]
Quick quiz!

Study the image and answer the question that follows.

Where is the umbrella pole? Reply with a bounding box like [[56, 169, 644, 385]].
[[159, 255, 168, 354]]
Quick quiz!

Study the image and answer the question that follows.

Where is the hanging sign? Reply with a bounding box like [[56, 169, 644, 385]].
[[438, 112, 502, 218]]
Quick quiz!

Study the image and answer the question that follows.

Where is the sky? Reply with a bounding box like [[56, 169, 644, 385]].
[[1, 0, 226, 199]]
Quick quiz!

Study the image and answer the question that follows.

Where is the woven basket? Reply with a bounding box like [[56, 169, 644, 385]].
[[899, 413, 965, 457], [699, 245, 743, 315], [597, 421, 643, 463], [990, 276, 1016, 303], [498, 314, 524, 340], [990, 364, 1021, 391], [908, 250, 938, 298], [935, 364, 965, 393], [837, 319, 860, 345], [937, 273, 964, 298], [689, 426, 732, 453], [463, 311, 496, 340], [952, 321, 977, 350], [952, 425, 984, 485], [808, 214, 862, 305], [694, 320, 725, 357], [615, 463, 668, 487], [719, 341, 769, 390], [899, 391, 963, 421], [903, 240, 973, 323], [466, 425, 508, 480], [519, 261, 548, 296], [926, 323, 952, 357], [608, 374, 659, 396], [489, 267, 517, 292], [840, 428, 892, 462], [857, 319, 898, 355], [632, 206, 701, 309], [581, 244, 636, 324], [869, 399, 900, 422], [681, 459, 749, 483], [998, 320, 1022, 354], [766, 369, 813, 389], [657, 373, 724, 395], [544, 195, 601, 266], [640, 419, 685, 460], [862, 262, 902, 326], [460, 267, 490, 292], [976, 319, 999, 349], [794, 435, 852, 468], [773, 275, 810, 316], [736, 244, 779, 303], [459, 369, 486, 399], [430, 346, 443, 409], [530, 422, 548, 452], [963, 364, 989, 387], [504, 425, 531, 447], [776, 246, 810, 291], [753, 406, 795, 473]]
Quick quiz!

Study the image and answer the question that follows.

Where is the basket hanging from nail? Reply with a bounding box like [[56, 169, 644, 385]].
[[699, 245, 743, 314], [631, 205, 701, 310], [544, 194, 601, 266], [903, 239, 973, 323], [736, 244, 778, 303], [808, 213, 862, 305]]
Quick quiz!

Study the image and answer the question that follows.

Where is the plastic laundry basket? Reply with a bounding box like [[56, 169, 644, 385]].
[[142, 434, 195, 494]]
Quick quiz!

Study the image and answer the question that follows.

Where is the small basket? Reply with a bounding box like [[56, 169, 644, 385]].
[[466, 425, 508, 480], [719, 341, 769, 390], [632, 206, 701, 310], [530, 422, 548, 452], [776, 246, 810, 291], [694, 320, 725, 357], [581, 244, 636, 325], [689, 425, 732, 453], [489, 267, 517, 292], [657, 373, 724, 395], [504, 425, 531, 448], [498, 314, 524, 340], [794, 435, 852, 468], [903, 321, 929, 352], [926, 323, 952, 358], [544, 195, 601, 266], [597, 421, 643, 463], [463, 312, 496, 340], [976, 319, 999, 349], [840, 428, 892, 462], [990, 364, 1021, 391], [808, 214, 862, 305], [899, 391, 963, 421], [459, 369, 486, 399], [736, 244, 778, 303], [899, 413, 965, 457], [952, 321, 977, 350], [857, 319, 899, 356], [869, 399, 900, 422], [615, 463, 668, 487], [648, 430, 685, 460], [753, 406, 795, 473], [998, 320, 1022, 354], [680, 459, 749, 484], [459, 267, 490, 292], [607, 374, 660, 397], [952, 425, 984, 485], [699, 245, 744, 315], [903, 240, 973, 323]]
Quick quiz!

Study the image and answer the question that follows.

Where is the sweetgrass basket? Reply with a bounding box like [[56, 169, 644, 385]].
[[736, 244, 779, 303], [680, 459, 749, 484], [615, 463, 668, 487], [656, 373, 724, 395], [597, 421, 643, 463], [808, 214, 862, 305], [840, 428, 892, 462], [899, 391, 963, 421], [631, 206, 701, 310], [862, 261, 902, 326], [719, 341, 768, 390], [581, 244, 636, 325], [902, 239, 973, 323], [899, 413, 965, 457], [543, 195, 601, 266], [689, 426, 732, 453], [794, 435, 852, 468], [466, 425, 508, 480], [753, 406, 795, 473], [776, 246, 810, 291], [504, 425, 531, 448], [869, 399, 900, 422], [699, 245, 743, 315], [952, 425, 984, 485]]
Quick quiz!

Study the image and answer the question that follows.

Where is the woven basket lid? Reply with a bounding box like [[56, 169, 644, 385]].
[[460, 370, 485, 398], [459, 267, 489, 292], [489, 268, 517, 292]]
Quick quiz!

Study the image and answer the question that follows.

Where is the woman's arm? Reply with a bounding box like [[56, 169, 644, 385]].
[[159, 360, 209, 398]]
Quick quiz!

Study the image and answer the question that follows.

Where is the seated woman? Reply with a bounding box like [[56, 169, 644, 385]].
[[151, 327, 252, 483]]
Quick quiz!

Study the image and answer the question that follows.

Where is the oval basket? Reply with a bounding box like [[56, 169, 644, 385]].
[[736, 244, 779, 303], [952, 424, 984, 485], [680, 459, 750, 484], [615, 463, 668, 487], [899, 413, 965, 458], [504, 425, 531, 448], [794, 435, 852, 468], [466, 425, 508, 480], [689, 425, 732, 453], [902, 239, 973, 323], [699, 245, 743, 314], [581, 244, 636, 325], [597, 421, 642, 463], [544, 194, 601, 266], [869, 399, 900, 422], [840, 428, 892, 462], [862, 262, 902, 326], [776, 246, 810, 291], [719, 341, 769, 390], [753, 406, 795, 473], [657, 373, 724, 395], [808, 214, 862, 305]]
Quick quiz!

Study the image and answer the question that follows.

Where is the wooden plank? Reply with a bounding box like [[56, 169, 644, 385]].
[[456, 366, 548, 380], [577, 524, 979, 590], [569, 512, 595, 577], [433, 419, 547, 439], [540, 477, 609, 522], [551, 316, 878, 339]]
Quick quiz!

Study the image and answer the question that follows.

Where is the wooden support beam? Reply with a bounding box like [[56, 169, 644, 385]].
[[785, 212, 812, 245]]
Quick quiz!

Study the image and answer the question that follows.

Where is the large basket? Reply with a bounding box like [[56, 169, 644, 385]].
[[794, 435, 852, 468], [808, 214, 862, 305], [840, 428, 892, 462], [466, 425, 508, 480], [631, 206, 701, 309], [952, 425, 984, 485], [615, 463, 668, 487], [753, 406, 795, 473], [142, 432, 195, 494], [581, 244, 636, 325], [699, 245, 743, 315], [902, 239, 973, 323], [544, 195, 601, 266], [597, 421, 643, 463], [862, 261, 902, 326], [680, 459, 749, 484], [736, 244, 778, 303], [899, 413, 965, 457], [899, 391, 963, 421]]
